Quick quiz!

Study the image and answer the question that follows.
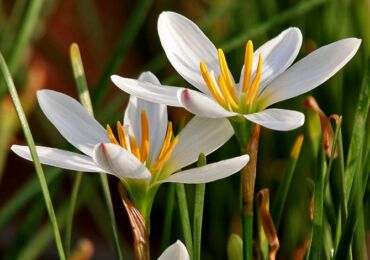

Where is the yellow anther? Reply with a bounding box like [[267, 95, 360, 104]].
[[152, 136, 179, 172], [242, 41, 253, 92], [200, 62, 226, 106], [218, 76, 240, 110], [217, 49, 237, 100], [116, 121, 128, 149], [106, 125, 119, 145], [129, 136, 141, 161], [158, 122, 173, 160], [246, 53, 263, 105], [140, 111, 150, 162]]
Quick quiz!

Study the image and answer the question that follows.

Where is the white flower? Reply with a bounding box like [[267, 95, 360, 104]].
[[11, 72, 249, 185], [158, 240, 189, 260], [111, 11, 361, 131]]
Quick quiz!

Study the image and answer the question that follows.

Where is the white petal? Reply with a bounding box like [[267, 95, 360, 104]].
[[37, 90, 108, 156], [158, 11, 219, 94], [158, 240, 189, 260], [245, 109, 305, 131], [238, 28, 302, 94], [259, 38, 361, 107], [164, 116, 234, 174], [124, 72, 168, 163], [178, 89, 237, 118], [158, 155, 249, 184], [93, 143, 151, 180], [11, 145, 103, 172], [111, 75, 183, 107]]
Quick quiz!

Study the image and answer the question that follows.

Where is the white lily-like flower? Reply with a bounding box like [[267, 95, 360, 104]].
[[111, 11, 361, 131], [11, 72, 248, 187], [158, 240, 189, 260]]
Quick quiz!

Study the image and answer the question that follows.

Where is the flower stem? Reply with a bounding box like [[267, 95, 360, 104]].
[[241, 125, 260, 260], [176, 183, 193, 260], [193, 153, 207, 260]]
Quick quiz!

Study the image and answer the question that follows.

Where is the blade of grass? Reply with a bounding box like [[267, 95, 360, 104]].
[[0, 52, 65, 259], [308, 148, 326, 260], [334, 58, 370, 259], [272, 135, 304, 229], [69, 43, 123, 260], [193, 154, 207, 260], [92, 0, 153, 106], [176, 183, 193, 260]]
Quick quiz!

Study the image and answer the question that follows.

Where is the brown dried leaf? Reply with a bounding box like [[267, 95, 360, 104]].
[[304, 96, 339, 158], [118, 183, 150, 260], [257, 189, 279, 260]]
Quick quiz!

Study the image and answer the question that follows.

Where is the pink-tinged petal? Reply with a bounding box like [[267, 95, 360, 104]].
[[158, 240, 189, 260], [158, 11, 219, 94], [37, 90, 108, 156], [111, 75, 183, 107], [245, 109, 305, 131], [259, 38, 361, 108], [158, 155, 249, 184], [178, 89, 237, 118], [11, 145, 103, 172], [164, 116, 234, 174], [124, 72, 168, 163], [93, 143, 151, 180]]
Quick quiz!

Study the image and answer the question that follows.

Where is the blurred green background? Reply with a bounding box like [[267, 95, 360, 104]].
[[0, 0, 368, 259]]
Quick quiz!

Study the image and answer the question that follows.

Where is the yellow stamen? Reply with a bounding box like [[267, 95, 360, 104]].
[[217, 49, 238, 101], [106, 125, 119, 145], [158, 122, 173, 160], [218, 76, 240, 110], [116, 121, 128, 149], [129, 136, 141, 161], [242, 41, 253, 92], [246, 53, 263, 105], [200, 62, 226, 106], [152, 136, 179, 172], [140, 111, 150, 162]]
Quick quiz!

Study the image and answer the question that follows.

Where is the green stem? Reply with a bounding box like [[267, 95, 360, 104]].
[[193, 154, 207, 260], [0, 52, 66, 259], [65, 172, 82, 259], [242, 215, 253, 260], [176, 184, 193, 260]]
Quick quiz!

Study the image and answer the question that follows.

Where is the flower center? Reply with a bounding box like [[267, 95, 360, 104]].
[[105, 111, 179, 172], [200, 40, 263, 112]]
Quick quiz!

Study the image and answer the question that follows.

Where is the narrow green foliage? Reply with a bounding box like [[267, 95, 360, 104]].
[[0, 53, 66, 260], [161, 184, 176, 251], [334, 58, 370, 259], [176, 183, 193, 260], [308, 149, 326, 260], [69, 43, 123, 260], [272, 135, 304, 229], [193, 153, 207, 260]]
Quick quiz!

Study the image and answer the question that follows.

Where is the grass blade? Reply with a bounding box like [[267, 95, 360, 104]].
[[193, 154, 207, 260], [69, 43, 123, 260], [161, 184, 176, 251], [272, 135, 304, 229], [0, 52, 65, 259], [176, 183, 193, 260]]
